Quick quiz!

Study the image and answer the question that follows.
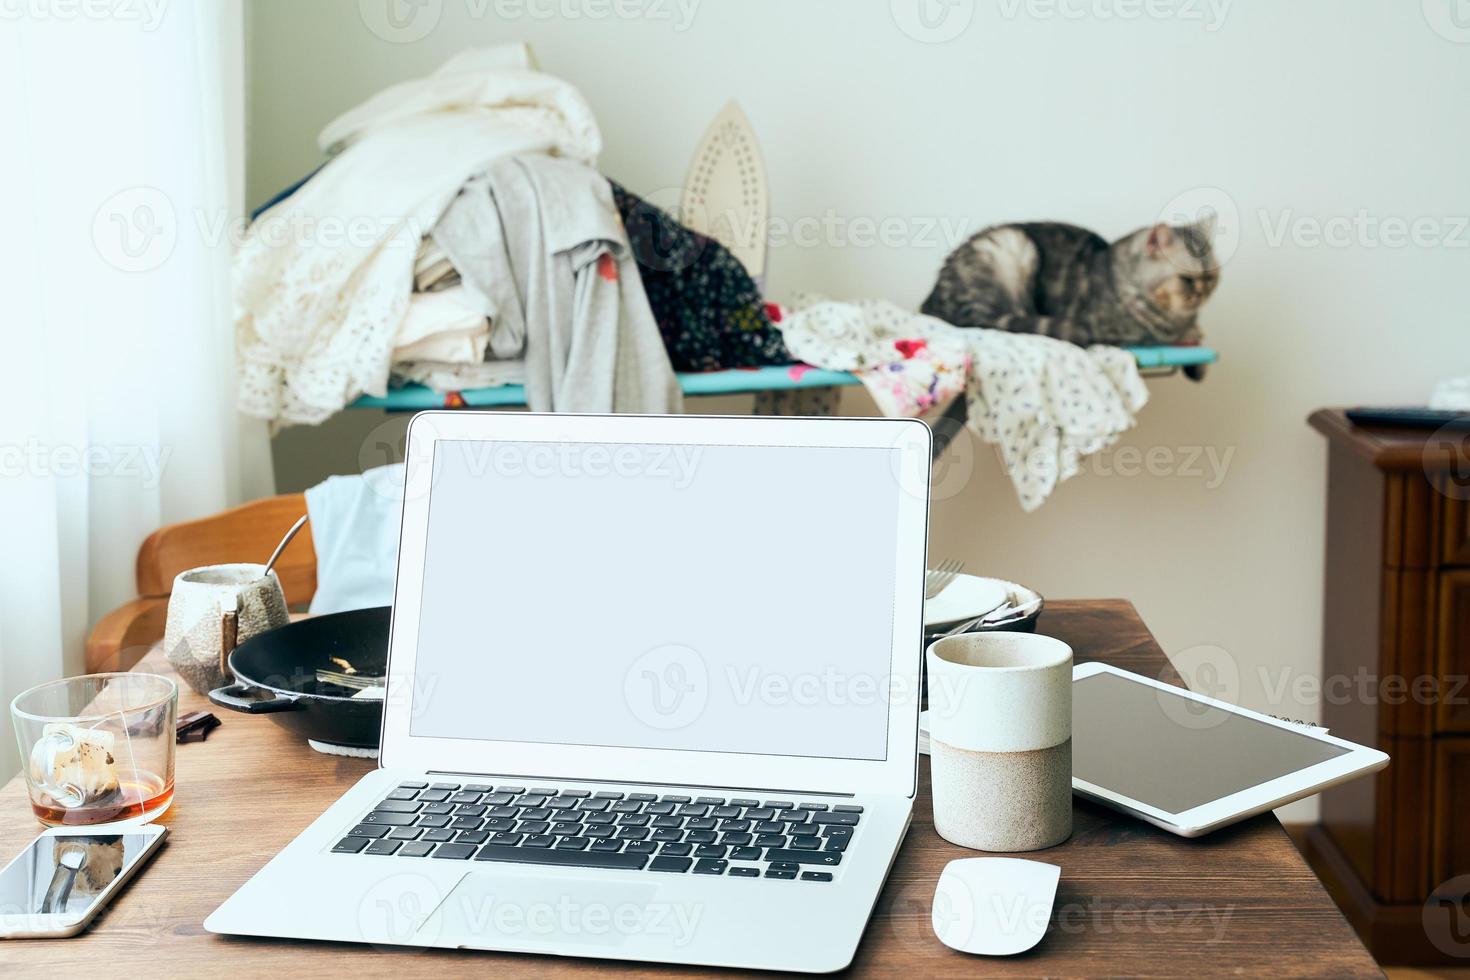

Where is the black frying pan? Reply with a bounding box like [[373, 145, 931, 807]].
[[208, 606, 390, 748]]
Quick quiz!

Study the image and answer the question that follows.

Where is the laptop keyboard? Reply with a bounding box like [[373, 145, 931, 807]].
[[331, 782, 860, 881]]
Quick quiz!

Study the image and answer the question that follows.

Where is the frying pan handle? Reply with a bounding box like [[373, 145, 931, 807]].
[[208, 681, 303, 715]]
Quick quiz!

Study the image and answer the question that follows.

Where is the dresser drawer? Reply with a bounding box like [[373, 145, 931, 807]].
[[1437, 570, 1470, 733], [1443, 487, 1470, 566], [1433, 738, 1470, 886]]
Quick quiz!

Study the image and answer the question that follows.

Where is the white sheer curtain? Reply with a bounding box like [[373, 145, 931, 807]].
[[0, 1, 273, 778]]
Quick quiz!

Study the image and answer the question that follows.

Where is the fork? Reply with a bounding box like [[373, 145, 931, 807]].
[[924, 559, 965, 600]]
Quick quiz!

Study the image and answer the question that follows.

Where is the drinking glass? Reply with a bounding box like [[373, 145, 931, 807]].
[[11, 673, 177, 826]]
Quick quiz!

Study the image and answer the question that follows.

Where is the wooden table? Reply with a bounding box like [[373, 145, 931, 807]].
[[0, 600, 1381, 977]]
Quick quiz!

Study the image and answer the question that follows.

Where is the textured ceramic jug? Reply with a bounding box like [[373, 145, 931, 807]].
[[163, 563, 288, 695]]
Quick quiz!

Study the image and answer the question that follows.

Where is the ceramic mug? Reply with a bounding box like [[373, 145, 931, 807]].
[[926, 632, 1073, 852], [163, 563, 289, 695]]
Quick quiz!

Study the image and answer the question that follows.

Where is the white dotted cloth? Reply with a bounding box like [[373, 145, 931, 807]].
[[963, 329, 1148, 511], [777, 297, 1148, 511]]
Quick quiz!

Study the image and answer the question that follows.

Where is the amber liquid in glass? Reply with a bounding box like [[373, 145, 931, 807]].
[[31, 771, 173, 826]]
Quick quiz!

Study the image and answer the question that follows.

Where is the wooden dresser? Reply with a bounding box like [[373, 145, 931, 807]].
[[1304, 408, 1470, 964]]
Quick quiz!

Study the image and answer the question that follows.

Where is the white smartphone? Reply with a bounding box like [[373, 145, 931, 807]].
[[0, 824, 167, 938]]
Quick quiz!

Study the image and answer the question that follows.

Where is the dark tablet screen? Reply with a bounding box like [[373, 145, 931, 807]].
[[1074, 671, 1349, 814]]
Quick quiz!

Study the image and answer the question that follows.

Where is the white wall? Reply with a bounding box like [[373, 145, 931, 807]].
[[246, 0, 1470, 818]]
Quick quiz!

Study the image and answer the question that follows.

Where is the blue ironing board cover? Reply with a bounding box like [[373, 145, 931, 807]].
[[351, 346, 1217, 410]]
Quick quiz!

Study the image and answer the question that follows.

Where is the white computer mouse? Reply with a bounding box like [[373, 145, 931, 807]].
[[932, 857, 1060, 956]]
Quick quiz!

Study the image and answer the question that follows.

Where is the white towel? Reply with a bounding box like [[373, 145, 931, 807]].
[[304, 464, 404, 614], [391, 287, 490, 364]]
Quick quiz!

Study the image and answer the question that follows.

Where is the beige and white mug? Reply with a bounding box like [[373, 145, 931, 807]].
[[163, 563, 289, 695], [926, 632, 1073, 852]]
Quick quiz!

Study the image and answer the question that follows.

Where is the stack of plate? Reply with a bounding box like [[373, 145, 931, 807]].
[[924, 574, 1044, 637], [925, 575, 1008, 631]]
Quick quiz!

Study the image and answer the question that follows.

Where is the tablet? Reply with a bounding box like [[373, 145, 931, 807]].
[[1072, 662, 1389, 837]]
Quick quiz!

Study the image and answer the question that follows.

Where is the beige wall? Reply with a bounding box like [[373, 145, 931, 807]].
[[247, 0, 1470, 818]]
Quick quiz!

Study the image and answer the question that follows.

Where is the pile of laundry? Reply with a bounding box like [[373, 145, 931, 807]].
[[235, 44, 787, 427], [234, 44, 1150, 510]]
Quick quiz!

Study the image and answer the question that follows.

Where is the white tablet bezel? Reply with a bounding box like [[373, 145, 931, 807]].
[[379, 411, 931, 799], [1071, 661, 1389, 836]]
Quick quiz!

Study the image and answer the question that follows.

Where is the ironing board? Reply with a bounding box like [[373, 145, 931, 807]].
[[349, 346, 1218, 411]]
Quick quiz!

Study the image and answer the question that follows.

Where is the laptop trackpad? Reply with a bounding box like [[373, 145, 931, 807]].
[[423, 870, 673, 951]]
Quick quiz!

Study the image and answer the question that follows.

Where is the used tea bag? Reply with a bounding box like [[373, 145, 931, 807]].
[[29, 723, 120, 806]]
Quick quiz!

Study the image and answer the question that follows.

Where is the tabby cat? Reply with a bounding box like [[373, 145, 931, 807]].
[[921, 218, 1220, 377], [919, 217, 1219, 455]]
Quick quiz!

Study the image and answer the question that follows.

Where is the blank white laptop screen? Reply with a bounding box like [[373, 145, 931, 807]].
[[409, 439, 904, 762]]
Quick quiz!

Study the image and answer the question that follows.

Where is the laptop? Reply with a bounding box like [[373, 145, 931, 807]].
[[206, 411, 931, 973]]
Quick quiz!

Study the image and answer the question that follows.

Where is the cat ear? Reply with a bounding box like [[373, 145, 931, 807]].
[[1188, 209, 1218, 243], [1146, 223, 1174, 257]]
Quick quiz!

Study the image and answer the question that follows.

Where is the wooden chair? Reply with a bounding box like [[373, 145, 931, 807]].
[[85, 494, 316, 674]]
